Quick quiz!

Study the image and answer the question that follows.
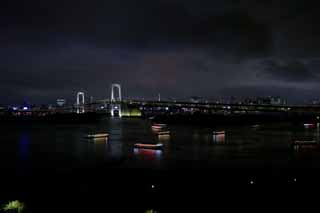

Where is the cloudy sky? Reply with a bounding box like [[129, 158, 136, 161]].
[[1, 0, 320, 104]]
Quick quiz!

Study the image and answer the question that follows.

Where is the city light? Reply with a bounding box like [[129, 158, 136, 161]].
[[2, 1, 320, 210]]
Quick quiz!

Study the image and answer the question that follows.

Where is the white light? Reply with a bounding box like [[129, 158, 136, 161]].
[[165, 107, 169, 110], [151, 185, 155, 189], [23, 107, 28, 110], [294, 178, 297, 182], [250, 180, 254, 184]]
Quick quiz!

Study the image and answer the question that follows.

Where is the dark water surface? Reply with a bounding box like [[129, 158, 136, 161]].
[[1, 118, 320, 212]]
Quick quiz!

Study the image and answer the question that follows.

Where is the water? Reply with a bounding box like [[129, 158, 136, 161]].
[[1, 118, 320, 211], [1, 118, 320, 173]]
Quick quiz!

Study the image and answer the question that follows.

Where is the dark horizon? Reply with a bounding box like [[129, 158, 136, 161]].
[[2, 0, 320, 104]]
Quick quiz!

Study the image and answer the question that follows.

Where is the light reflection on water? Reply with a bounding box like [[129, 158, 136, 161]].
[[158, 134, 170, 142], [212, 134, 226, 145], [133, 148, 162, 160], [2, 119, 320, 171], [19, 133, 29, 160], [18, 133, 30, 176]]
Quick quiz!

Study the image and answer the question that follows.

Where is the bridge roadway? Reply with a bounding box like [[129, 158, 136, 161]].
[[92, 99, 320, 113]]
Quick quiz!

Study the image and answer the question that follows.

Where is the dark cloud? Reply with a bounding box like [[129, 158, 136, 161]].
[[1, 0, 320, 104], [1, 0, 272, 55], [259, 59, 320, 82]]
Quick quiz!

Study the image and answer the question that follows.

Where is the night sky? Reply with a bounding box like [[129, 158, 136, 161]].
[[1, 0, 320, 104]]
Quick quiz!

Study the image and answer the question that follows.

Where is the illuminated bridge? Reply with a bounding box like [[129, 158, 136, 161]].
[[11, 83, 320, 118], [91, 99, 320, 115], [72, 83, 320, 117]]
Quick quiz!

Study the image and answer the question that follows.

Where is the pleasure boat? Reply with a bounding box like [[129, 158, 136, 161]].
[[213, 131, 225, 135], [293, 140, 318, 145], [85, 133, 109, 139], [134, 143, 163, 150], [151, 124, 167, 129]]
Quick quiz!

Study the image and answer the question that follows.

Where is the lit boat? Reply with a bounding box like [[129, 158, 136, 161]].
[[213, 131, 225, 135], [134, 143, 163, 150], [152, 124, 167, 129], [157, 131, 170, 136], [293, 140, 318, 145], [304, 123, 315, 128], [85, 133, 109, 139]]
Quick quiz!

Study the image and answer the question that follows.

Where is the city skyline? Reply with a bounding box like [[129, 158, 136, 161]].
[[2, 0, 320, 104]]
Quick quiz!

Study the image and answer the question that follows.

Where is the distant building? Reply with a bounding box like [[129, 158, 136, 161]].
[[310, 98, 320, 105], [270, 96, 287, 105], [190, 96, 204, 103], [257, 97, 271, 105], [242, 96, 286, 105], [57, 99, 66, 107]]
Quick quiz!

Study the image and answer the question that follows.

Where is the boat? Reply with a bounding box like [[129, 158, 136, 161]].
[[85, 133, 109, 139], [151, 124, 167, 129], [293, 140, 318, 145], [304, 123, 315, 128], [157, 131, 170, 136], [134, 143, 163, 150], [213, 131, 225, 135]]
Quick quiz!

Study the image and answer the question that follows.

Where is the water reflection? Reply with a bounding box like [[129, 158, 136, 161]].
[[107, 119, 123, 159], [316, 123, 320, 141], [133, 148, 162, 162], [158, 134, 170, 143], [91, 139, 109, 160], [18, 133, 30, 175], [19, 133, 29, 160], [90, 137, 108, 144], [212, 134, 226, 145], [293, 144, 319, 152]]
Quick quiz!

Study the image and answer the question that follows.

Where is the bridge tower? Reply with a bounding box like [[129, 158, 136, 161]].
[[110, 84, 122, 117], [76, 92, 85, 114]]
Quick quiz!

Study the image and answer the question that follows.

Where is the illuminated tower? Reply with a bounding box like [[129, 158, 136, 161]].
[[110, 84, 122, 117], [76, 92, 85, 114]]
